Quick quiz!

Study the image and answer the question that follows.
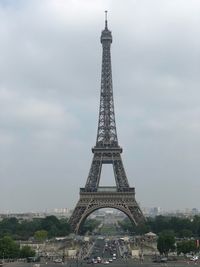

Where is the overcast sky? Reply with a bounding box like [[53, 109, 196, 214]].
[[1, 0, 200, 213]]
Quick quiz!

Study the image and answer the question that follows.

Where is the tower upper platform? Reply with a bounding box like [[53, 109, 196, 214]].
[[100, 13, 112, 43], [101, 28, 112, 43]]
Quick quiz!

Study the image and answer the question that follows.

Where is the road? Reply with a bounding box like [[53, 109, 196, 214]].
[[79, 237, 199, 267]]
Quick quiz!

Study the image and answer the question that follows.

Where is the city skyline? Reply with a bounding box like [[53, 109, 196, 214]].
[[0, 206, 199, 217], [1, 0, 200, 212]]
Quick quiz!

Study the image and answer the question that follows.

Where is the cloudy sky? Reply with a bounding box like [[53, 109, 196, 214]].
[[1, 0, 200, 213]]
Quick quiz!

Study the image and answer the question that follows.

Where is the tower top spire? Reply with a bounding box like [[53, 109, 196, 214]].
[[101, 10, 112, 43], [105, 10, 108, 29]]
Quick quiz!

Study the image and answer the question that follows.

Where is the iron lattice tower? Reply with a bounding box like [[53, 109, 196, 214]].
[[69, 13, 145, 233]]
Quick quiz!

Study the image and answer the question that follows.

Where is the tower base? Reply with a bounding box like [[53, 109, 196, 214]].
[[69, 188, 145, 234]]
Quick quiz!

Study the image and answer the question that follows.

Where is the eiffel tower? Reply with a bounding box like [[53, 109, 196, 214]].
[[69, 12, 145, 234]]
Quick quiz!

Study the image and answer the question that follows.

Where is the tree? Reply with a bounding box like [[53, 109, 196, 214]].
[[41, 216, 60, 237], [20, 246, 35, 258], [59, 219, 71, 236], [0, 218, 19, 238], [192, 216, 200, 237], [177, 240, 196, 255], [0, 236, 20, 259], [34, 230, 48, 242], [118, 218, 133, 233], [80, 219, 101, 235], [157, 230, 175, 256], [168, 217, 192, 237], [149, 216, 170, 234], [118, 218, 150, 235], [179, 229, 193, 238]]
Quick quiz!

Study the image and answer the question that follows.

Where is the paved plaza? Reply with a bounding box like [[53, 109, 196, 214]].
[[4, 258, 200, 267]]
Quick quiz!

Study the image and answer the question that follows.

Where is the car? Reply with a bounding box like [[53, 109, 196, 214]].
[[104, 260, 109, 264], [152, 256, 167, 263], [27, 257, 40, 263], [160, 257, 168, 263], [108, 259, 113, 262], [186, 254, 193, 258], [112, 257, 116, 260], [190, 256, 198, 261], [97, 258, 102, 263], [54, 259, 62, 263]]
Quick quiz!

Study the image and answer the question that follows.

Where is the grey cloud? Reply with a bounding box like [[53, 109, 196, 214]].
[[1, 0, 200, 212]]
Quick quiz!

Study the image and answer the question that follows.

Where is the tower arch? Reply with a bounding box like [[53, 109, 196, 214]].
[[76, 205, 137, 235]]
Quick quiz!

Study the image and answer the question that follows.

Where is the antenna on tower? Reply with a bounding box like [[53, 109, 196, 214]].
[[105, 10, 108, 29]]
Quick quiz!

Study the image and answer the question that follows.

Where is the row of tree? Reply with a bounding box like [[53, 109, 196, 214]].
[[157, 230, 199, 256], [0, 216, 100, 241], [0, 217, 100, 259], [0, 236, 35, 259], [0, 216, 70, 240], [119, 215, 200, 237]]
